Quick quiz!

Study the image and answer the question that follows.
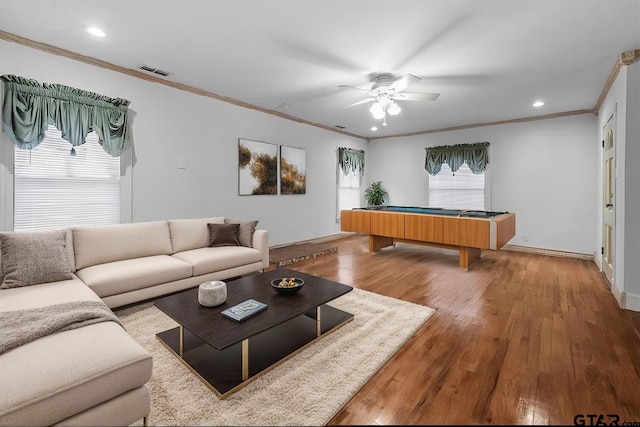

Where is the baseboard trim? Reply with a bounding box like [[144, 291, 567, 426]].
[[612, 282, 627, 309], [274, 237, 597, 263], [502, 244, 594, 261], [270, 233, 351, 249], [593, 254, 603, 270], [625, 291, 639, 312]]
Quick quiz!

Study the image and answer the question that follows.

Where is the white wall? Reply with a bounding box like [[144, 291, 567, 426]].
[[367, 114, 599, 255], [0, 38, 622, 270], [604, 60, 640, 311], [624, 61, 640, 310], [0, 39, 367, 246], [598, 65, 627, 302], [596, 61, 640, 311]]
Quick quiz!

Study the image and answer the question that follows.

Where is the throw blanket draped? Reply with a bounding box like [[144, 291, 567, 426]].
[[0, 301, 124, 355]]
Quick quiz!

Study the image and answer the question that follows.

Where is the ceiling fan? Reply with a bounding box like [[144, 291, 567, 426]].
[[338, 73, 440, 122]]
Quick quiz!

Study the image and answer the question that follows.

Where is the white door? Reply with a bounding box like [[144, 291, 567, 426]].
[[602, 113, 615, 284]]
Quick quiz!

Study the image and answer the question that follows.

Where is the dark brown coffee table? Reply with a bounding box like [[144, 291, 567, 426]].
[[153, 268, 353, 398]]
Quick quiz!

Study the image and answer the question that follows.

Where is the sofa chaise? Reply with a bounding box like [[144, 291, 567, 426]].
[[0, 216, 269, 426]]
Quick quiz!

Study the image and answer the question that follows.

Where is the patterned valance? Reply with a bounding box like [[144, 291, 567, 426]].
[[1, 74, 132, 156], [424, 142, 490, 175], [338, 147, 365, 175]]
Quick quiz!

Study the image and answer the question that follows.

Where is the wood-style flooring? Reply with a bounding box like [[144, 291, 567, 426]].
[[266, 234, 640, 425]]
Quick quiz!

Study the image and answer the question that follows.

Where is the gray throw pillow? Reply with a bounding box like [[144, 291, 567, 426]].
[[208, 223, 241, 247], [0, 230, 73, 289], [224, 218, 258, 248]]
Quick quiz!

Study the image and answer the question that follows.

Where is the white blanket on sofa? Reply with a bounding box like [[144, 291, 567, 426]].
[[0, 300, 123, 355]]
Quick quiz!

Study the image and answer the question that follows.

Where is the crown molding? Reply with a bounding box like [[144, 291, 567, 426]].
[[367, 109, 594, 141], [593, 48, 640, 115], [0, 30, 365, 141], [1, 30, 636, 140], [620, 49, 640, 65]]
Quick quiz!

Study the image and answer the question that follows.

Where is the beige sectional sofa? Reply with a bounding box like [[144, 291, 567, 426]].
[[0, 216, 269, 426], [74, 217, 269, 308]]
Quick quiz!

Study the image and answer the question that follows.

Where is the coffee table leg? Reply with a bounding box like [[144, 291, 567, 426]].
[[242, 339, 249, 380], [316, 306, 322, 337], [179, 326, 184, 357]]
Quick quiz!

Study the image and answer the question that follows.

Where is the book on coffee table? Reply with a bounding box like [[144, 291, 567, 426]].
[[222, 299, 268, 322]]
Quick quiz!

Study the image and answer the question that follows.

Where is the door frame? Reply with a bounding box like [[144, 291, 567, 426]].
[[602, 108, 616, 289]]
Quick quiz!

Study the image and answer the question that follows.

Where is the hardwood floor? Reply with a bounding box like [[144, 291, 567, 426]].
[[268, 234, 640, 425]]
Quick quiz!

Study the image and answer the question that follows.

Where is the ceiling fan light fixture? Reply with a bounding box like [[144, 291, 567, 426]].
[[387, 101, 401, 116], [339, 72, 439, 123], [378, 96, 392, 107], [370, 103, 385, 120]]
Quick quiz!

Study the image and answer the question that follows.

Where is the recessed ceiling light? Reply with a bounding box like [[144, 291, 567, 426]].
[[532, 100, 545, 107], [371, 126, 378, 131], [85, 27, 106, 37]]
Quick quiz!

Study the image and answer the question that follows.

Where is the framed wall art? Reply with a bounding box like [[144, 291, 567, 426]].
[[280, 145, 306, 194], [238, 138, 278, 195]]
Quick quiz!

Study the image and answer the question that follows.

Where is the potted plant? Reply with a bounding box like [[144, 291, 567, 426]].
[[364, 181, 388, 206]]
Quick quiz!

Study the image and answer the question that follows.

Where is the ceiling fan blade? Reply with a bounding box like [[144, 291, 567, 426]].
[[389, 73, 422, 93], [394, 92, 440, 101], [338, 84, 370, 93], [344, 97, 376, 108]]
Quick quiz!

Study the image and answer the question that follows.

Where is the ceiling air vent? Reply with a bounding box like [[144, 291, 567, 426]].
[[137, 64, 173, 77]]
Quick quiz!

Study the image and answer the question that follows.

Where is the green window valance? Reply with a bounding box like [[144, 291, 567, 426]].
[[1, 74, 132, 156], [424, 142, 490, 175], [338, 147, 365, 175]]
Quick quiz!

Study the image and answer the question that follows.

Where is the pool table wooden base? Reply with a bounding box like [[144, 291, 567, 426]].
[[370, 235, 482, 269], [342, 208, 516, 270]]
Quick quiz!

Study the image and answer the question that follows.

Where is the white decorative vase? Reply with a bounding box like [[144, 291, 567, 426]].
[[198, 281, 227, 307]]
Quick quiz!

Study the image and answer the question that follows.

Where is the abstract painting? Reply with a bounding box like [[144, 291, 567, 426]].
[[238, 138, 278, 195], [280, 145, 306, 194]]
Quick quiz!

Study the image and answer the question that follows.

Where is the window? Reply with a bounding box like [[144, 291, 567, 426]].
[[337, 166, 361, 219], [13, 125, 120, 231], [336, 147, 364, 220], [428, 163, 485, 210]]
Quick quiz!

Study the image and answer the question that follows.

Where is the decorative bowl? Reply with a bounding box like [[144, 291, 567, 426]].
[[271, 277, 304, 295]]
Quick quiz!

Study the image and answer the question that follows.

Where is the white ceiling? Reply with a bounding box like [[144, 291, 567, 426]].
[[0, 0, 638, 139]]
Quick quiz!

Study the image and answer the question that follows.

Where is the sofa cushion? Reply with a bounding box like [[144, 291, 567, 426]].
[[73, 221, 173, 270], [224, 218, 259, 248], [0, 230, 73, 289], [172, 246, 263, 276], [0, 322, 152, 426], [0, 278, 100, 311], [168, 217, 225, 253], [0, 279, 152, 426], [75, 255, 193, 298], [208, 223, 241, 247]]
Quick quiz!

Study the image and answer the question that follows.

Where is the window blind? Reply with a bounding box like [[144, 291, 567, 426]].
[[337, 166, 361, 220], [428, 163, 485, 210], [14, 125, 120, 231]]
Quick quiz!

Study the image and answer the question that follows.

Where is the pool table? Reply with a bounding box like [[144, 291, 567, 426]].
[[340, 206, 516, 269]]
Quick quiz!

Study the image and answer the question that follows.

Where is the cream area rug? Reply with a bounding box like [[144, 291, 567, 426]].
[[116, 288, 436, 426]]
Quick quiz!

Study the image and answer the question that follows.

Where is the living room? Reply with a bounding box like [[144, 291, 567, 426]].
[[1, 1, 639, 425]]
